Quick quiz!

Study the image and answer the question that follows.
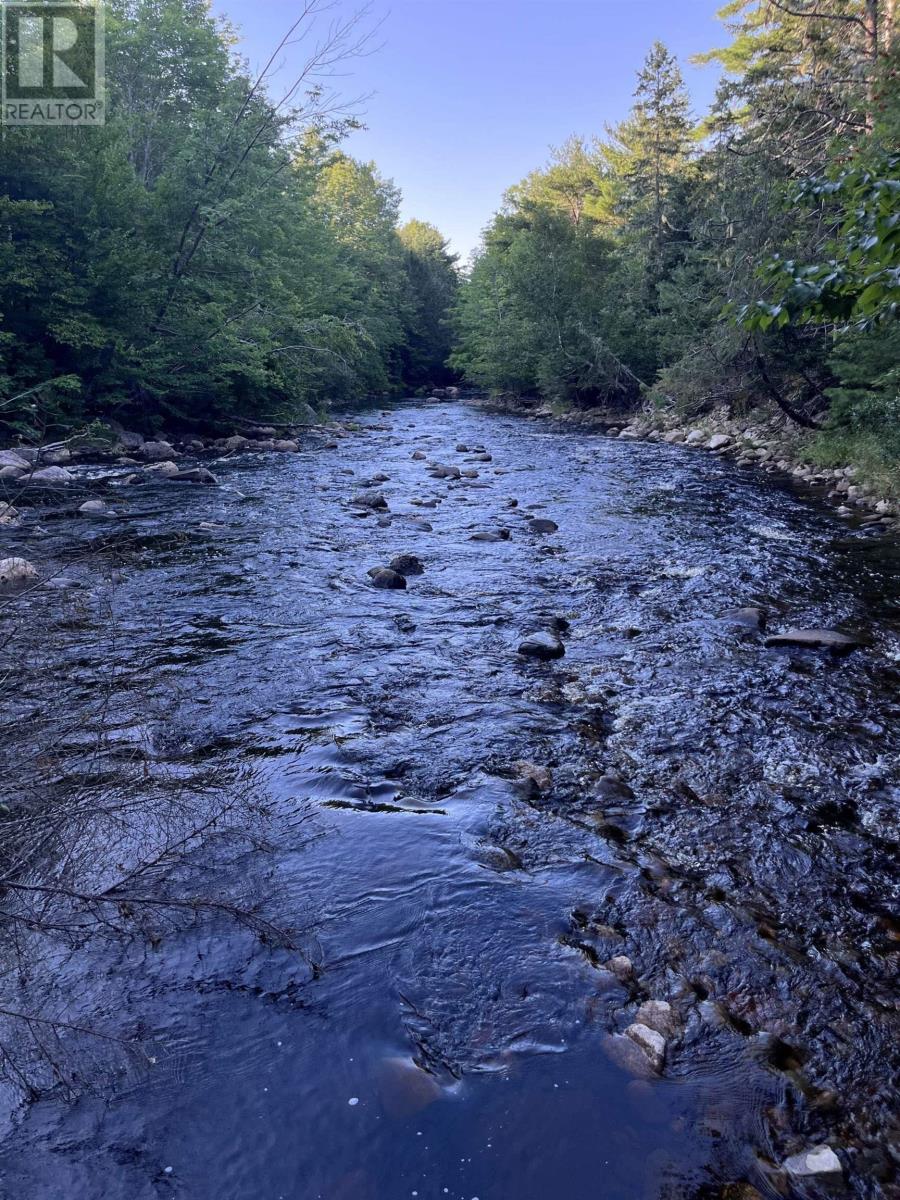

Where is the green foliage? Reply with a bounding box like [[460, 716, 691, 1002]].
[[453, 2, 899, 475], [742, 152, 900, 330], [0, 0, 456, 436]]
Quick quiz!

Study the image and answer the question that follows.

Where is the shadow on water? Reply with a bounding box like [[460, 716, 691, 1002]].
[[0, 401, 897, 1199]]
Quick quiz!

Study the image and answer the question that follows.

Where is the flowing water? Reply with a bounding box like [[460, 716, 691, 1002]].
[[0, 401, 898, 1200]]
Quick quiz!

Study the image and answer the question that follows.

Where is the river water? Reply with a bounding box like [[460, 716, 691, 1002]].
[[0, 401, 897, 1200]]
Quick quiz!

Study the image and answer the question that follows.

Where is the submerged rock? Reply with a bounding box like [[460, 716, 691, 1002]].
[[783, 1146, 842, 1179], [368, 567, 407, 590], [411, 450, 426, 460], [765, 628, 866, 653], [528, 517, 559, 534], [79, 499, 109, 514], [0, 557, 38, 592], [723, 606, 766, 631], [513, 761, 553, 792], [518, 631, 565, 660]]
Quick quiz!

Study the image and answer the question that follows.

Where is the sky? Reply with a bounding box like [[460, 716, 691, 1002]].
[[210, 0, 727, 261]]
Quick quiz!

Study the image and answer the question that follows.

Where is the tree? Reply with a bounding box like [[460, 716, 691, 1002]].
[[398, 221, 459, 388]]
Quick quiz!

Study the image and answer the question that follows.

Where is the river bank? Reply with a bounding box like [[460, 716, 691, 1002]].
[[0, 400, 897, 1199]]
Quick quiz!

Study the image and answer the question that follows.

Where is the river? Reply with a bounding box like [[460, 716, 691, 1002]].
[[0, 400, 897, 1200]]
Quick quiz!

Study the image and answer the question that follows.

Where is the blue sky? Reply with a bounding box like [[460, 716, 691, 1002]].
[[210, 0, 727, 260]]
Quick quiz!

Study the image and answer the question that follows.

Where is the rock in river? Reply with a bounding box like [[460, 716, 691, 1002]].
[[783, 1146, 842, 1179], [368, 567, 407, 590], [0, 557, 38, 592], [169, 467, 219, 485], [624, 1022, 666, 1073], [29, 465, 74, 485], [351, 490, 388, 510], [389, 554, 424, 577], [723, 606, 766, 631], [470, 529, 510, 542], [518, 631, 565, 660], [528, 517, 559, 534], [79, 499, 109, 514], [140, 440, 178, 462], [765, 628, 865, 653]]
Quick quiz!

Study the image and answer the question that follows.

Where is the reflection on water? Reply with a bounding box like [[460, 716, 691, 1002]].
[[0, 401, 897, 1199]]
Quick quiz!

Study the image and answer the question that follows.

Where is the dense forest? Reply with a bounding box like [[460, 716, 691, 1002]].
[[1, 0, 898, 486], [452, 0, 900, 486], [0, 0, 458, 436]]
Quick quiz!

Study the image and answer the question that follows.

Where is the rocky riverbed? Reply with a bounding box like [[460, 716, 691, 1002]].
[[0, 399, 897, 1200]]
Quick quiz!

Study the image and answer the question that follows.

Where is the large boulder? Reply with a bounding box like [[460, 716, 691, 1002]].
[[0, 450, 30, 469], [0, 464, 28, 481], [140, 440, 177, 462], [0, 557, 38, 592]]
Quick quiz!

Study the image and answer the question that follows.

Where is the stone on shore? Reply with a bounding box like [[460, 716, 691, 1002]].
[[518, 631, 565, 660], [0, 450, 30, 470], [0, 557, 38, 592], [0, 503, 20, 526], [708, 434, 731, 450]]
